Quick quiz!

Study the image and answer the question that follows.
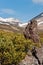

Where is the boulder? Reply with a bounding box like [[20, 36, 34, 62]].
[[24, 19, 40, 43]]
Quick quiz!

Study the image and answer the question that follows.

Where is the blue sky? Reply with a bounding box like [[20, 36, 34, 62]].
[[0, 0, 43, 23]]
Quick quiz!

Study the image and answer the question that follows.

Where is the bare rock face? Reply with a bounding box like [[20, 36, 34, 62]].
[[19, 46, 43, 65], [22, 19, 42, 65], [19, 55, 39, 65], [24, 19, 40, 43], [19, 19, 43, 65]]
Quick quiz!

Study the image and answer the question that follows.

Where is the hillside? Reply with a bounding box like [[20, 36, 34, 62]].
[[0, 13, 43, 33], [0, 13, 43, 65], [0, 29, 43, 65], [19, 31, 43, 65]]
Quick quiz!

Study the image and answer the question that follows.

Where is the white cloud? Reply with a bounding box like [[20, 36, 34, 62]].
[[0, 9, 15, 15], [32, 0, 43, 3]]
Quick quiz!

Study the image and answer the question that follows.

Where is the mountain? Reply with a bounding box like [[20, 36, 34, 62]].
[[0, 17, 28, 27], [0, 17, 20, 26], [0, 12, 43, 32], [0, 17, 28, 32], [0, 17, 22, 32], [26, 12, 43, 32], [20, 12, 43, 31], [32, 12, 43, 31]]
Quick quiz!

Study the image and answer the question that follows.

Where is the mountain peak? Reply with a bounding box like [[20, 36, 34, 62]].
[[0, 17, 20, 22]]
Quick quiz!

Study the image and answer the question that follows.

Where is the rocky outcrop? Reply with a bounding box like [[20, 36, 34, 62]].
[[20, 20, 43, 65], [19, 46, 43, 65], [24, 19, 40, 43]]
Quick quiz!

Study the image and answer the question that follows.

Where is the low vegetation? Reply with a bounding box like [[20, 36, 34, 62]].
[[39, 32, 43, 45], [0, 30, 43, 65]]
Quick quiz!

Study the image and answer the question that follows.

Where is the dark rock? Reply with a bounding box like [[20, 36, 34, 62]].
[[22, 19, 43, 65], [24, 19, 40, 43], [19, 46, 43, 65]]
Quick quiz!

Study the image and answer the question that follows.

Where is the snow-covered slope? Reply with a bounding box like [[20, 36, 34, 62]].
[[0, 17, 28, 32], [0, 17, 28, 27], [19, 23, 28, 27], [0, 12, 43, 32], [0, 17, 20, 25], [32, 13, 43, 31], [0, 17, 20, 22]]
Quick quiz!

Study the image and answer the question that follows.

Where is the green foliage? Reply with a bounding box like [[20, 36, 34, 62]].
[[39, 32, 43, 45], [0, 30, 42, 65]]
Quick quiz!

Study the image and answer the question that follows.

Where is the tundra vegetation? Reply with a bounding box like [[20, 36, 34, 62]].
[[0, 30, 43, 65]]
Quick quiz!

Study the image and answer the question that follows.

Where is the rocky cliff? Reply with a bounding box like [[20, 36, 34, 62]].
[[19, 19, 43, 65], [24, 19, 40, 43]]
